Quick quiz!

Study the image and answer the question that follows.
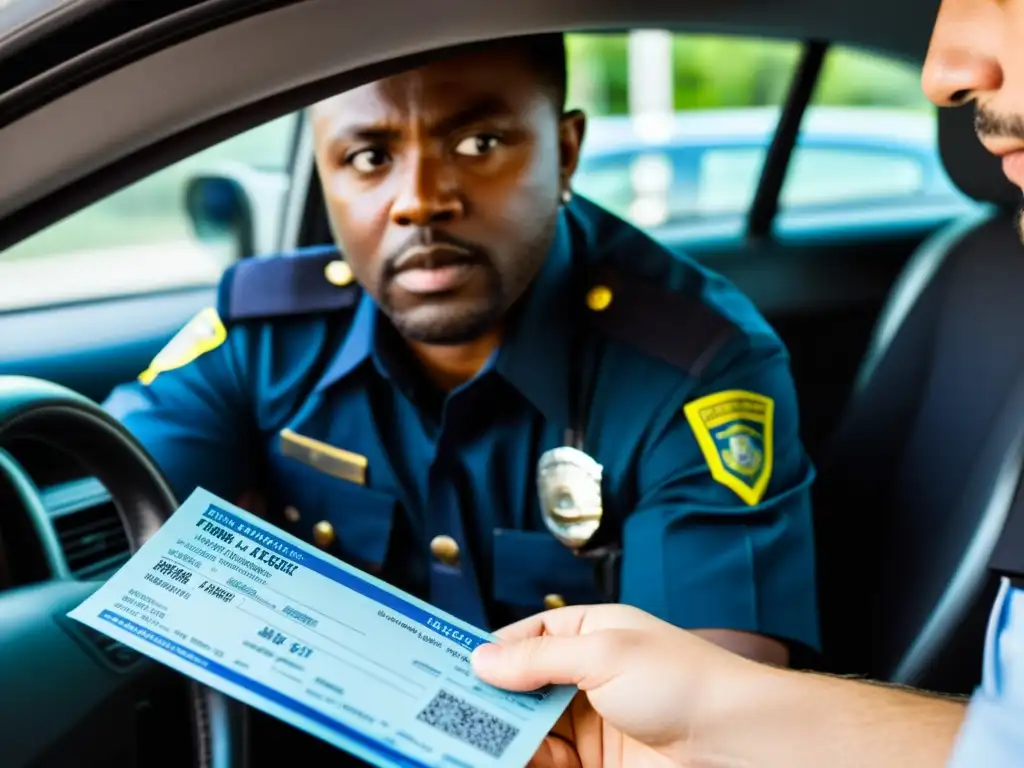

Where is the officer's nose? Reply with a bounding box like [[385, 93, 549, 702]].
[[922, 0, 1003, 107], [390, 154, 464, 227]]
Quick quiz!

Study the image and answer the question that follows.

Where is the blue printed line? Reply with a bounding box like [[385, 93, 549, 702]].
[[99, 610, 430, 768], [201, 505, 490, 651]]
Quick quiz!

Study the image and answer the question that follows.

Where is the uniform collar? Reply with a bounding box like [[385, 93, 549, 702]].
[[314, 208, 578, 428], [314, 291, 379, 392], [493, 210, 576, 427]]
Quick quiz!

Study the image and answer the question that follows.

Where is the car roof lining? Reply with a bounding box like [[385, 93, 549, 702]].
[[0, 0, 998, 252]]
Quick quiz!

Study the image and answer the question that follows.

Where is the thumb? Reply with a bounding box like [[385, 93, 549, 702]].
[[471, 634, 610, 692]]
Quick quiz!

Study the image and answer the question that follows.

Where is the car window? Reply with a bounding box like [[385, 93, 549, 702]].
[[567, 34, 968, 239], [782, 147, 925, 206], [568, 32, 801, 229], [699, 145, 926, 212], [780, 45, 942, 212], [0, 114, 299, 311]]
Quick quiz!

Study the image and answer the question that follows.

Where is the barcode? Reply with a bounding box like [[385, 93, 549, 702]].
[[416, 689, 519, 758]]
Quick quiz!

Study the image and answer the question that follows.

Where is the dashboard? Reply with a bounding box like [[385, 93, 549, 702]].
[[0, 436, 130, 589]]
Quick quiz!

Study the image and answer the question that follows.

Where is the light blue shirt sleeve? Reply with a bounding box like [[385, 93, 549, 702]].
[[946, 578, 1024, 766]]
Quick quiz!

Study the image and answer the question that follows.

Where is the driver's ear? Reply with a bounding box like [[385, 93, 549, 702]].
[[558, 108, 586, 189]]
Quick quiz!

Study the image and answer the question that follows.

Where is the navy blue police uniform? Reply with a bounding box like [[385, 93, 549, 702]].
[[104, 196, 819, 649]]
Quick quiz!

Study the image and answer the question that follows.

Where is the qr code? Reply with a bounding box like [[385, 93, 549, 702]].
[[416, 689, 519, 758]]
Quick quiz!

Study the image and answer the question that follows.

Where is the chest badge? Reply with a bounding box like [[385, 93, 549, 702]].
[[537, 446, 604, 551]]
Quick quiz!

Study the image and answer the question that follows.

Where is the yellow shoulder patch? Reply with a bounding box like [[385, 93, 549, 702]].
[[683, 389, 774, 506], [138, 307, 227, 385]]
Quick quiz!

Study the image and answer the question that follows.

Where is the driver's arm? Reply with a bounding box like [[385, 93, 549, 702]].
[[102, 306, 256, 506], [704, 665, 965, 768]]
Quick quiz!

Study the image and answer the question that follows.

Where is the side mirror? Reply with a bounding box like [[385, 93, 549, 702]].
[[183, 164, 289, 260]]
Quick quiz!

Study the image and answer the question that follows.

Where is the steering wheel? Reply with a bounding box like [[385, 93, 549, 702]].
[[0, 376, 247, 768]]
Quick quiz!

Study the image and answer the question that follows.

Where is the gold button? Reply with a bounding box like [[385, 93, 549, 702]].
[[312, 520, 336, 548], [586, 285, 613, 312], [430, 535, 460, 567], [284, 505, 301, 523], [324, 260, 354, 287], [543, 593, 567, 610]]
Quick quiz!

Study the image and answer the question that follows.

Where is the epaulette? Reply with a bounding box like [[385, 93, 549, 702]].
[[585, 265, 739, 378], [565, 195, 740, 379], [217, 245, 362, 323]]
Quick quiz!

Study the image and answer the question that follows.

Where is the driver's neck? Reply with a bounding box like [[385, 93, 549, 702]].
[[407, 330, 502, 392]]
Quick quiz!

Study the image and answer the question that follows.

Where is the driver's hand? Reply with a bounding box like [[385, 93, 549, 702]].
[[470, 604, 754, 768]]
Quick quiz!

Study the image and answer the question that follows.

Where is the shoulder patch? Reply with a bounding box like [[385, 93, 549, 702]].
[[218, 246, 361, 323], [139, 307, 227, 385], [584, 266, 737, 377], [683, 389, 774, 506]]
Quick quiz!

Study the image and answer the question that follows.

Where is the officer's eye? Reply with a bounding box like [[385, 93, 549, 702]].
[[454, 134, 501, 157], [346, 148, 390, 174]]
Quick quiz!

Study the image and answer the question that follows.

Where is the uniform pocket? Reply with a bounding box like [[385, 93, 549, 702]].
[[491, 529, 603, 611], [319, 479, 398, 571]]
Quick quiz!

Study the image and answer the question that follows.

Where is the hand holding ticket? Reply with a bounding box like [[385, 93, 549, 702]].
[[68, 488, 575, 767]]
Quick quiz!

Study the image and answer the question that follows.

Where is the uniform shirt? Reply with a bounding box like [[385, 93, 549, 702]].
[[104, 196, 819, 648], [947, 578, 1024, 766]]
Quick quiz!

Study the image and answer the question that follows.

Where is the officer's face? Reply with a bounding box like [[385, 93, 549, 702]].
[[923, 0, 1024, 232], [311, 46, 584, 345]]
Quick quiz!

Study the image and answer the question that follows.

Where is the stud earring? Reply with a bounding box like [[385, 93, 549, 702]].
[[561, 188, 573, 204]]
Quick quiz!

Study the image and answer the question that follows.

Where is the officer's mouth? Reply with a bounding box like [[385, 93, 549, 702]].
[[390, 245, 483, 295]]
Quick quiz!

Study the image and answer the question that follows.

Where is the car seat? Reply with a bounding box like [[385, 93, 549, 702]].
[[812, 104, 1024, 694]]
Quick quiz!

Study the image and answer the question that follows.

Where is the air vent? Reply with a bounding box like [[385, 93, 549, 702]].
[[52, 499, 130, 579]]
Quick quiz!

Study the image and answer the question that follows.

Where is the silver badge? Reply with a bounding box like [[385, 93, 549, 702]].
[[537, 446, 604, 550]]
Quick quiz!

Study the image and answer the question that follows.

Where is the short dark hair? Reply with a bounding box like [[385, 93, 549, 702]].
[[513, 33, 567, 113]]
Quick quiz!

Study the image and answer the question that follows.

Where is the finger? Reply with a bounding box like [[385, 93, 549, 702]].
[[549, 708, 575, 744], [527, 735, 582, 768], [492, 605, 591, 642], [472, 632, 615, 691]]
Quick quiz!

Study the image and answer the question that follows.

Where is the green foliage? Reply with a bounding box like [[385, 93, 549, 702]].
[[565, 33, 929, 115]]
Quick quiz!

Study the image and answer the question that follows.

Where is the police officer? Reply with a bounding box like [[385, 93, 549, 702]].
[[470, 3, 1024, 766], [104, 34, 817, 668]]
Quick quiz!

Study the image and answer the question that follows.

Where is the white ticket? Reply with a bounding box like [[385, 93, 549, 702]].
[[68, 488, 574, 767]]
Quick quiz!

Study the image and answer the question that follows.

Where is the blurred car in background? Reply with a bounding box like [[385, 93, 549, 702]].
[[576, 106, 976, 247]]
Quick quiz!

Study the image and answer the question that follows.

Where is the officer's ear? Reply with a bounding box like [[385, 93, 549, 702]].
[[558, 108, 586, 186]]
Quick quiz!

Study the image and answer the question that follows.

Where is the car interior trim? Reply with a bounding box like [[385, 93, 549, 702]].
[[0, 0, 301, 123], [852, 206, 993, 394], [278, 111, 316, 253]]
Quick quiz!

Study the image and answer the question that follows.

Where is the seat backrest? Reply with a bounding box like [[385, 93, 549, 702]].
[[813, 105, 1024, 693]]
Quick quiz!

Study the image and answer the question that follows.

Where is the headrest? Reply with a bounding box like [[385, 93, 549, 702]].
[[939, 104, 1021, 208]]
